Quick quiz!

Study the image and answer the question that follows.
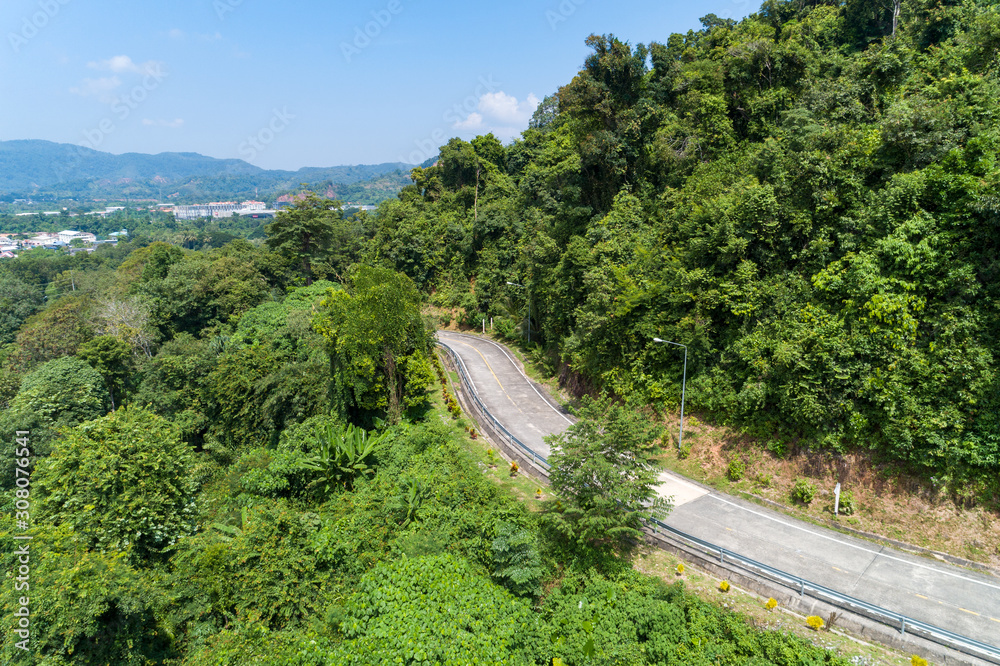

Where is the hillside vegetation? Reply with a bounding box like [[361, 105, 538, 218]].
[[0, 227, 861, 664], [367, 0, 1000, 498]]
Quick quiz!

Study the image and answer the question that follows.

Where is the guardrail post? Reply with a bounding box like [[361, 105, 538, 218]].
[[720, 550, 725, 564], [900, 618, 906, 635], [799, 581, 804, 596]]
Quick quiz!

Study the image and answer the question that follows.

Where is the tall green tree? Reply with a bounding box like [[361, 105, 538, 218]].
[[78, 334, 133, 409], [0, 355, 108, 491], [313, 265, 433, 425], [265, 193, 342, 285], [0, 270, 44, 345]]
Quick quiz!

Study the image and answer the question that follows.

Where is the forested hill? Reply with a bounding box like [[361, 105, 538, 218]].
[[371, 0, 1000, 488], [0, 139, 412, 204]]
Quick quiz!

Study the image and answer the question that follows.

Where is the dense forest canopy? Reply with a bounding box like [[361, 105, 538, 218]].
[[0, 197, 855, 666], [371, 0, 1000, 492]]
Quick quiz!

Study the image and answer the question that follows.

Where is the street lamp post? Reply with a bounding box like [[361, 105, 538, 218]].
[[506, 281, 530, 343], [653, 337, 687, 451]]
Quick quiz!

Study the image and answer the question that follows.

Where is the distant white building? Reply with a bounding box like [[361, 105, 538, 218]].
[[58, 230, 97, 244], [174, 200, 268, 220], [88, 207, 126, 218], [22, 233, 58, 247]]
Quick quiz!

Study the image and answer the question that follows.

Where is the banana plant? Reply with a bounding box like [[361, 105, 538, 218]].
[[210, 506, 250, 542], [390, 477, 428, 527], [301, 422, 387, 494]]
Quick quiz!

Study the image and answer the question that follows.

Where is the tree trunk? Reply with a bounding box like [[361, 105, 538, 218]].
[[302, 231, 312, 285], [384, 346, 402, 424], [474, 166, 480, 225]]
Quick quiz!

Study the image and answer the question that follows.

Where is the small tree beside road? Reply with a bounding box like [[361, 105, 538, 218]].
[[543, 395, 672, 561]]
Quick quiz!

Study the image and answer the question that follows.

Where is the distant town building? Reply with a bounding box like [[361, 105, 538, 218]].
[[58, 230, 97, 244], [85, 207, 126, 218], [22, 233, 59, 247], [174, 200, 268, 220]]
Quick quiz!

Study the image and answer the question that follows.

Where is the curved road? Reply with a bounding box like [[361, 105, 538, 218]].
[[436, 330, 1000, 654]]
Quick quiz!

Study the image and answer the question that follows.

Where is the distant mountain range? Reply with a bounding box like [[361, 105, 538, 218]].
[[0, 140, 427, 204]]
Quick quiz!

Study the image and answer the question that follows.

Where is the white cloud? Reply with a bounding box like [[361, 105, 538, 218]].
[[142, 118, 184, 129], [88, 55, 163, 74], [451, 91, 541, 141], [69, 76, 122, 101], [479, 92, 540, 125], [453, 112, 483, 131], [168, 28, 185, 40]]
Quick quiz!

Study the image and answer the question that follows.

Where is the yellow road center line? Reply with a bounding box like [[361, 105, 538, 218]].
[[915, 594, 928, 600], [990, 617, 1000, 623], [959, 608, 980, 616], [448, 338, 522, 412]]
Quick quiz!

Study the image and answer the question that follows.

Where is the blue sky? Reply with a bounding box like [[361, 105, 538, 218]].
[[0, 0, 757, 170]]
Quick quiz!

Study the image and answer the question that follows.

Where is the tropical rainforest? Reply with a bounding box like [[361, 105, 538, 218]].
[[0, 217, 850, 664], [375, 0, 1000, 498], [1, 0, 998, 663]]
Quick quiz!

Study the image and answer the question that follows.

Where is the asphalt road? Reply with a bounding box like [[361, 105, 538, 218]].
[[436, 330, 1000, 652], [437, 330, 574, 458]]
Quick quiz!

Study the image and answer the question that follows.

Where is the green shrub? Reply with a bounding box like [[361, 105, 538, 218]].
[[838, 490, 857, 516], [180, 625, 337, 666], [792, 478, 816, 505], [0, 525, 171, 665], [539, 570, 687, 664], [766, 439, 788, 458], [494, 317, 517, 340], [490, 522, 544, 598], [237, 448, 313, 499], [332, 554, 546, 664], [34, 405, 197, 562], [726, 459, 746, 482]]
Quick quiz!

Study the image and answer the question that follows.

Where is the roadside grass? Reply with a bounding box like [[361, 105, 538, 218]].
[[633, 547, 914, 666]]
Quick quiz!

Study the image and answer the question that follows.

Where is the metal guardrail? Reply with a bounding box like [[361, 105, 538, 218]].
[[648, 521, 1000, 664], [436, 340, 550, 471], [435, 337, 1000, 665]]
